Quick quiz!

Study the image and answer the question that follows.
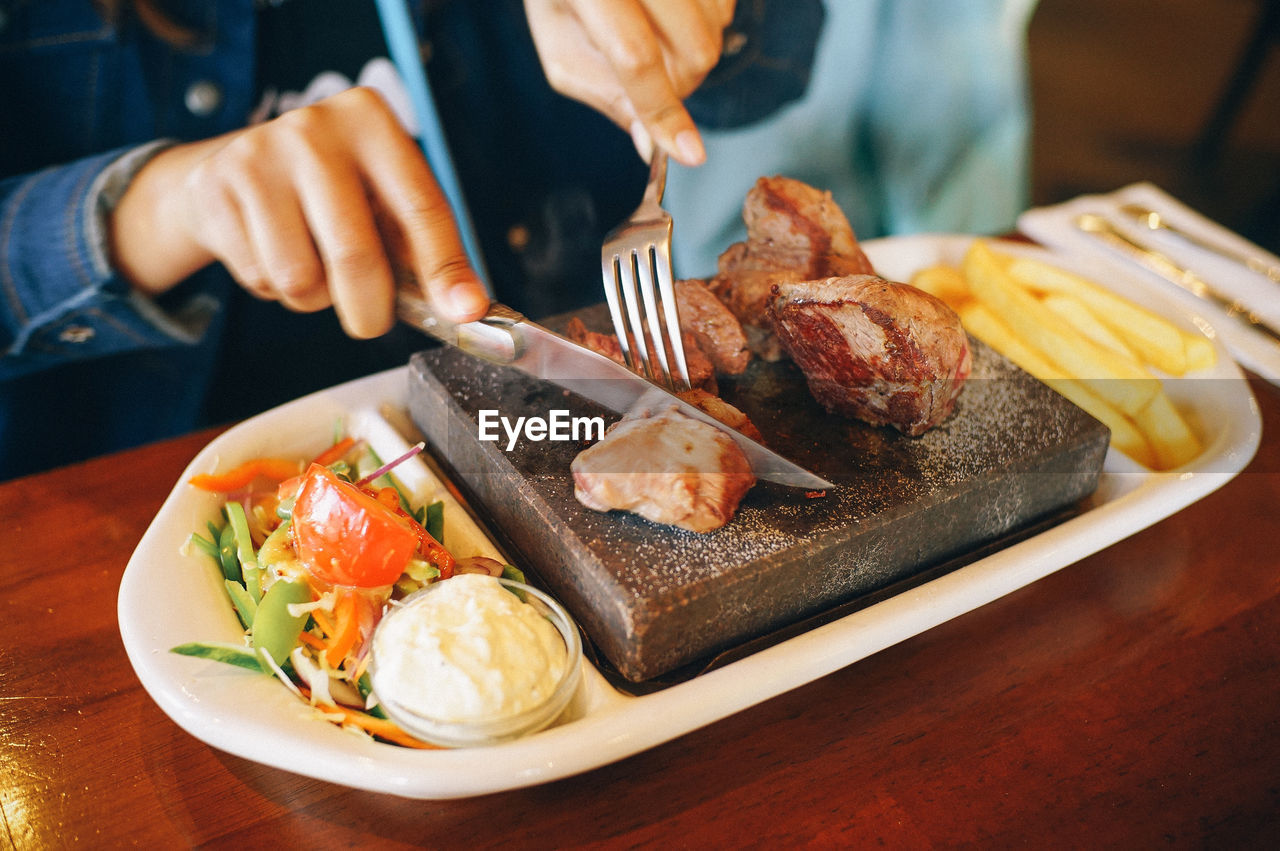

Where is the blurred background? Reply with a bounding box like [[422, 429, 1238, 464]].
[[1028, 0, 1280, 252]]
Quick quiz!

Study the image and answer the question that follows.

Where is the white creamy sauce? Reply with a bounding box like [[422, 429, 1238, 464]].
[[372, 574, 567, 723]]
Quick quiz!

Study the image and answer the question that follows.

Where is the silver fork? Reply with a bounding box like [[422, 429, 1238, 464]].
[[600, 150, 691, 392]]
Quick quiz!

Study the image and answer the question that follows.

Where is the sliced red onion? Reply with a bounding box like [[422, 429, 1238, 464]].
[[356, 442, 425, 487]]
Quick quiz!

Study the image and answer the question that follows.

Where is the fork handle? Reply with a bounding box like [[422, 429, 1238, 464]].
[[641, 150, 668, 208], [396, 283, 526, 364]]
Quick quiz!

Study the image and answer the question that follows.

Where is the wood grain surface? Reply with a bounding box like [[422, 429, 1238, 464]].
[[2, 377, 1277, 848]]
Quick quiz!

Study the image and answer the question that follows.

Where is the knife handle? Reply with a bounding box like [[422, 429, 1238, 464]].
[[395, 282, 526, 364], [1075, 214, 1280, 345], [1119, 204, 1280, 284]]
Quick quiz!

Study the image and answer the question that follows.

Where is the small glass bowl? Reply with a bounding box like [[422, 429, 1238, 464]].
[[368, 576, 583, 748]]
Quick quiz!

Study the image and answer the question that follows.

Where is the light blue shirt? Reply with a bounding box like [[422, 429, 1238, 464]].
[[666, 0, 1039, 279]]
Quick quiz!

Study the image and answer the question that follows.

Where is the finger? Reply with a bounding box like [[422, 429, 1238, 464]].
[[279, 111, 398, 339], [527, 4, 638, 127], [184, 159, 273, 298], [567, 0, 705, 165], [629, 120, 655, 163], [229, 155, 329, 313], [346, 90, 488, 322], [249, 198, 329, 313], [638, 0, 725, 96], [297, 174, 396, 338]]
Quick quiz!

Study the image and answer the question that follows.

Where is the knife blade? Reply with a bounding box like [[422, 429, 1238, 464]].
[[396, 287, 834, 490], [1074, 213, 1280, 345]]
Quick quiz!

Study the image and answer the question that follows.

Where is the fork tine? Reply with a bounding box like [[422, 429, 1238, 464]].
[[652, 235, 690, 390], [636, 235, 689, 391], [601, 252, 637, 370], [617, 249, 654, 378], [635, 243, 671, 384], [600, 150, 690, 391]]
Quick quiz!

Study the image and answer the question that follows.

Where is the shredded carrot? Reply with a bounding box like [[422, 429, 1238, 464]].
[[189, 457, 304, 492], [326, 703, 439, 749], [310, 607, 336, 637], [311, 436, 357, 467], [296, 686, 438, 749], [297, 631, 325, 651], [351, 653, 371, 683], [324, 592, 361, 668]]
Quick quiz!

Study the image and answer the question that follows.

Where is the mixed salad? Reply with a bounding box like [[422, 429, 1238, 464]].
[[173, 432, 523, 748]]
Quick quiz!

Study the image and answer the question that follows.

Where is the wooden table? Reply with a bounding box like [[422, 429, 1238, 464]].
[[3, 377, 1278, 848]]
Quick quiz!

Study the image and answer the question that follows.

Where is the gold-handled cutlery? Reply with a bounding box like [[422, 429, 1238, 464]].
[[1117, 202, 1280, 285], [1074, 212, 1280, 345]]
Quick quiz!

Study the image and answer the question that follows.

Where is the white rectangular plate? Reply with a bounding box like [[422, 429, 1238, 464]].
[[119, 235, 1261, 799]]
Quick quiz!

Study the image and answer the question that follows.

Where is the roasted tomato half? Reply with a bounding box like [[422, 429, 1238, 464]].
[[291, 464, 420, 588]]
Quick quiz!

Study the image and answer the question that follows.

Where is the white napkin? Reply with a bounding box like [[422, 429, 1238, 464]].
[[1018, 182, 1280, 381]]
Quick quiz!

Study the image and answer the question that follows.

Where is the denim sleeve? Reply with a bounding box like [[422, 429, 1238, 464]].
[[0, 142, 221, 381]]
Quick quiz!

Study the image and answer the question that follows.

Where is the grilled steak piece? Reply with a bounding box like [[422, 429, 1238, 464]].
[[768, 275, 971, 436], [565, 316, 718, 394], [711, 176, 876, 360], [571, 405, 755, 533], [565, 316, 625, 361], [676, 388, 764, 443], [673, 279, 751, 375], [562, 320, 760, 439]]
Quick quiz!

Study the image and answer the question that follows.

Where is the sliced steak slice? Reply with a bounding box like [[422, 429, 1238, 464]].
[[570, 406, 755, 533], [676, 388, 764, 443], [673, 278, 751, 375]]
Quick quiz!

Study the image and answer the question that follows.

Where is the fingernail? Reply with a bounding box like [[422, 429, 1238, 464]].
[[629, 121, 654, 163], [675, 130, 705, 166]]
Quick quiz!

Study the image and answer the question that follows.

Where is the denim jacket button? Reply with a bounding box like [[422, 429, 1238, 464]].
[[58, 325, 96, 344], [184, 80, 224, 117]]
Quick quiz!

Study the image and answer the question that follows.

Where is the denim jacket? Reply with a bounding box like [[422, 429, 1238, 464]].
[[0, 0, 624, 479], [0, 0, 259, 477], [0, 0, 460, 479], [0, 0, 634, 480]]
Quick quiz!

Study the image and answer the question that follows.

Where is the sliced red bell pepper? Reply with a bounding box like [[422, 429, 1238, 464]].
[[189, 457, 305, 493]]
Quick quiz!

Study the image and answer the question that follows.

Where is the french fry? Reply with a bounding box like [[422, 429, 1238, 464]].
[[1184, 333, 1217, 373], [1040, 293, 1139, 362], [962, 241, 1160, 417], [959, 303, 1157, 468], [959, 302, 1065, 379], [1133, 389, 1202, 470], [937, 241, 1205, 469], [1003, 254, 1216, 375], [910, 264, 971, 308]]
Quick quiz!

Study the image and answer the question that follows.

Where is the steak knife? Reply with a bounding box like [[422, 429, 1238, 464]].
[[1074, 213, 1280, 345], [396, 287, 835, 490]]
